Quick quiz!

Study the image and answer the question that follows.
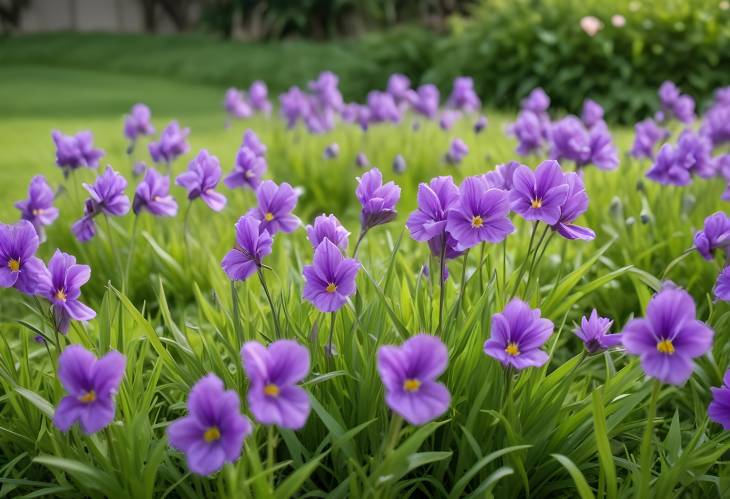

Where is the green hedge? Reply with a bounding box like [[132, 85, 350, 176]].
[[421, 0, 730, 123]]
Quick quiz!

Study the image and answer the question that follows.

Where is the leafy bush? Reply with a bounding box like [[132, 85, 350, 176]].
[[426, 0, 730, 123]]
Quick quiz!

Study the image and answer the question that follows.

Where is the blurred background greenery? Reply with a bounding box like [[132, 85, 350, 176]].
[[1, 0, 729, 123]]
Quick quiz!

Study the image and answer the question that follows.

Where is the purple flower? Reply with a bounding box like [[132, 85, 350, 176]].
[[709, 370, 730, 430], [241, 340, 311, 429], [221, 215, 273, 282], [387, 74, 411, 104], [324, 143, 340, 159], [247, 180, 299, 234], [700, 103, 730, 147], [52, 130, 104, 172], [484, 162, 521, 191], [521, 88, 550, 113], [54, 345, 125, 435], [474, 115, 488, 134], [439, 110, 461, 131], [407, 176, 459, 243], [581, 99, 604, 128], [123, 103, 155, 142], [393, 154, 406, 174], [224, 146, 267, 191], [309, 71, 344, 112], [631, 119, 669, 159], [377, 334, 450, 425], [509, 110, 546, 156], [694, 211, 730, 261], [551, 172, 595, 240], [675, 130, 714, 178], [356, 168, 401, 230], [484, 298, 553, 370], [149, 121, 190, 165], [303, 239, 359, 313], [132, 161, 147, 177], [658, 81, 695, 124], [445, 138, 469, 165], [224, 88, 252, 120], [409, 84, 440, 119], [622, 286, 713, 385], [249, 80, 272, 114], [167, 374, 251, 475], [83, 167, 130, 216], [243, 129, 267, 157], [368, 91, 401, 123], [342, 103, 371, 131], [646, 143, 691, 186], [133, 167, 178, 217], [355, 152, 370, 168], [587, 123, 619, 170], [175, 150, 227, 212], [71, 203, 97, 243], [306, 214, 349, 251], [448, 76, 481, 112], [279, 86, 309, 128], [446, 176, 514, 250], [714, 266, 730, 302], [509, 160, 569, 225], [15, 175, 59, 235], [0, 220, 46, 294], [574, 309, 621, 353], [550, 117, 617, 170], [37, 250, 95, 333]]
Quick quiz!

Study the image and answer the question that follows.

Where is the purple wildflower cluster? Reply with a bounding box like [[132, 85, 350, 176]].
[[224, 81, 272, 125]]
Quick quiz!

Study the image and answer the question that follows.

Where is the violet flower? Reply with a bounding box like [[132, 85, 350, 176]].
[[445, 138, 469, 165], [306, 214, 349, 251], [175, 150, 227, 212], [224, 146, 267, 191], [508, 110, 546, 156], [356, 168, 401, 232], [247, 180, 299, 234], [574, 309, 621, 353], [72, 167, 130, 242], [0, 220, 46, 294], [324, 143, 340, 159], [483, 162, 521, 191], [124, 103, 154, 152], [694, 211, 730, 261], [303, 239, 359, 313], [631, 119, 669, 159], [658, 81, 695, 124], [149, 121, 190, 166], [521, 88, 550, 113], [368, 91, 401, 124], [674, 130, 714, 179], [221, 215, 273, 282], [249, 80, 272, 114], [447, 76, 481, 112], [551, 172, 595, 240], [387, 73, 411, 105], [393, 154, 406, 174], [622, 286, 713, 385], [409, 84, 440, 119], [474, 115, 488, 134], [241, 340, 311, 429], [406, 176, 460, 243], [508, 160, 569, 225], [484, 298, 554, 369], [714, 266, 730, 302], [52, 130, 104, 174], [646, 143, 691, 186], [54, 345, 125, 435], [224, 88, 252, 121], [439, 110, 461, 131], [15, 175, 59, 236], [581, 99, 604, 128], [37, 249, 95, 333], [355, 152, 370, 168], [709, 369, 730, 430], [167, 374, 252, 475], [243, 129, 267, 157], [377, 334, 451, 425], [446, 176, 514, 250], [133, 167, 178, 217]]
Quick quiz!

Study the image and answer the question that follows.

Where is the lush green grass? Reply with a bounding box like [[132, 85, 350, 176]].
[[0, 61, 729, 498]]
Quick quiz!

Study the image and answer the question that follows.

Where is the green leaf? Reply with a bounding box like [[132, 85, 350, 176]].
[[274, 453, 326, 499], [449, 445, 531, 498], [14, 386, 54, 419], [592, 387, 617, 499], [551, 454, 595, 499]]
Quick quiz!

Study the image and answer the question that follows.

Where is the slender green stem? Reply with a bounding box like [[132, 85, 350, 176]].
[[501, 239, 507, 302], [327, 311, 337, 359], [267, 425, 277, 489], [258, 269, 282, 339], [182, 201, 192, 265], [478, 242, 486, 294], [104, 215, 123, 282], [525, 226, 552, 296], [510, 222, 539, 298], [638, 380, 661, 498], [457, 249, 470, 315], [352, 228, 367, 259], [437, 234, 447, 336], [380, 414, 403, 458], [123, 214, 139, 294]]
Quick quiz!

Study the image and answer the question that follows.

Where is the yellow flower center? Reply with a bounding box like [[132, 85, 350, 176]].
[[656, 339, 675, 355], [8, 259, 20, 273], [264, 212, 274, 221], [471, 215, 483, 228], [403, 378, 421, 392], [204, 426, 221, 442], [505, 342, 521, 356], [264, 383, 280, 397], [326, 282, 337, 293], [55, 289, 67, 302], [153, 195, 161, 202], [32, 208, 45, 216], [531, 198, 543, 209], [78, 390, 96, 403], [245, 171, 255, 178]]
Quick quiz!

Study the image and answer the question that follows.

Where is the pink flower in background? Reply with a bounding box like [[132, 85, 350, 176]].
[[580, 16, 603, 37]]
